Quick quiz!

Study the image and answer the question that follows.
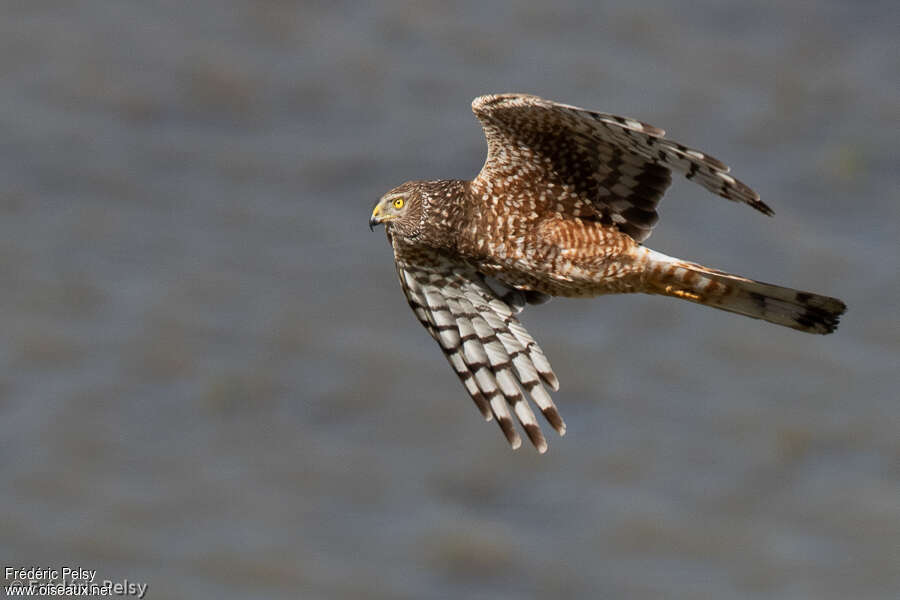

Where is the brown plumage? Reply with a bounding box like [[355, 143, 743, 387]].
[[370, 93, 847, 453]]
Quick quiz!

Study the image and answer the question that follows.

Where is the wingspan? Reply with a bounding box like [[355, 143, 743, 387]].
[[471, 93, 772, 243], [393, 245, 565, 452]]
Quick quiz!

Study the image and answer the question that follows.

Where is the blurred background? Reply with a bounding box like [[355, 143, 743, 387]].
[[1, 1, 897, 598]]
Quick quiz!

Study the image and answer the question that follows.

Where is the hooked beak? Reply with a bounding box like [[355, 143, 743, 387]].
[[368, 203, 396, 231]]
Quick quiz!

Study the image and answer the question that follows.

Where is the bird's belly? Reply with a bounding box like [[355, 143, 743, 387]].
[[476, 218, 648, 298], [484, 260, 645, 298]]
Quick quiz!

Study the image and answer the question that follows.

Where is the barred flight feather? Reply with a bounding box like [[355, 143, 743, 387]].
[[395, 258, 562, 452], [472, 93, 773, 246]]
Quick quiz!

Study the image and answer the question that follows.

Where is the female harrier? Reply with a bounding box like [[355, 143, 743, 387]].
[[369, 93, 846, 453]]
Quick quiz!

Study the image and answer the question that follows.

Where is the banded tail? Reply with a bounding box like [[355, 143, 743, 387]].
[[643, 249, 847, 334]]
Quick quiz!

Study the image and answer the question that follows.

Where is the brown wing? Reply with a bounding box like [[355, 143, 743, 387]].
[[391, 238, 565, 453], [471, 93, 772, 243]]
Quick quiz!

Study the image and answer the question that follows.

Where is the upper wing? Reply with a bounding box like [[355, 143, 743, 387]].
[[471, 93, 772, 243], [392, 241, 565, 453]]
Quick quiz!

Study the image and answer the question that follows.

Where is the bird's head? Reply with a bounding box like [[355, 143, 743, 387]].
[[369, 181, 428, 239]]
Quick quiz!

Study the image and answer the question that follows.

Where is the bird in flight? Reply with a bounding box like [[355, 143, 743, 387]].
[[369, 93, 846, 453]]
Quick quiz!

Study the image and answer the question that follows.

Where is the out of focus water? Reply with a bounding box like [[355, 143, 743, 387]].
[[1, 2, 897, 599]]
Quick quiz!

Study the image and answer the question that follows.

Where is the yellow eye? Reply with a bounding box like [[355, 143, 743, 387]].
[[392, 197, 404, 209]]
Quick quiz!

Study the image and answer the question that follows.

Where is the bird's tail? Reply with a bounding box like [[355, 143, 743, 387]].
[[642, 249, 846, 334]]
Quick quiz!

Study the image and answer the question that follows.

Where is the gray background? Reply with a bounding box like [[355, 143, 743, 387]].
[[1, 1, 898, 599]]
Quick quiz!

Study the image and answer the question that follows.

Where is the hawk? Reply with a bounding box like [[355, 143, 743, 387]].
[[369, 93, 846, 453]]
